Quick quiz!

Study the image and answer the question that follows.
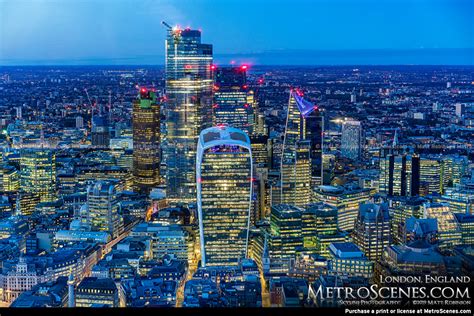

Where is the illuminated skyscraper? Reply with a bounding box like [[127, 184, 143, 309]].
[[87, 180, 124, 239], [341, 120, 362, 161], [352, 202, 391, 261], [196, 126, 253, 267], [419, 157, 443, 195], [132, 88, 161, 194], [281, 89, 322, 207], [268, 204, 304, 273], [441, 155, 468, 189], [213, 66, 254, 135], [379, 152, 420, 196], [20, 148, 56, 203], [165, 25, 213, 202]]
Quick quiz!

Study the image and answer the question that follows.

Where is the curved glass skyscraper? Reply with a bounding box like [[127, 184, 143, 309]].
[[165, 26, 213, 203], [196, 126, 253, 267]]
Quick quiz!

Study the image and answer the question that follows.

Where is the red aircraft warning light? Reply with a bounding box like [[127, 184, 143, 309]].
[[241, 65, 248, 71], [210, 64, 217, 71]]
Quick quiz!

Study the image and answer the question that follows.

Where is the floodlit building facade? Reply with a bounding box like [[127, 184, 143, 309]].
[[132, 88, 161, 194], [165, 26, 213, 203], [196, 126, 253, 266]]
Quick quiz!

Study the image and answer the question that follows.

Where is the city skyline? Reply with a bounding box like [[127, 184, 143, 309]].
[[1, 0, 473, 65], [0, 0, 473, 312]]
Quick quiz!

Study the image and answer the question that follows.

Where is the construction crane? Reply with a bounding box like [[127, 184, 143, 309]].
[[161, 21, 172, 30], [84, 88, 94, 119], [162, 21, 180, 78]]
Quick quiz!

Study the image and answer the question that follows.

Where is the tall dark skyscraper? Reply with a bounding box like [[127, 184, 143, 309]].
[[306, 107, 324, 188], [91, 115, 110, 148], [164, 25, 213, 203], [213, 66, 254, 135], [132, 88, 161, 194]]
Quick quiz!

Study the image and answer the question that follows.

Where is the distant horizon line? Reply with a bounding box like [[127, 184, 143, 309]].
[[1, 47, 473, 66], [1, 64, 474, 67]]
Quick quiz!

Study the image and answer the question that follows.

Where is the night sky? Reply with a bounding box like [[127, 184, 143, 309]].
[[1, 0, 473, 65]]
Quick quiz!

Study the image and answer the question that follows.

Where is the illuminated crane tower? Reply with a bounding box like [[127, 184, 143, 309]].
[[281, 89, 323, 207]]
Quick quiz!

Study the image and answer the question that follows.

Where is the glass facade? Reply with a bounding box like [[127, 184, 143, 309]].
[[419, 157, 442, 195], [423, 202, 462, 247], [378, 153, 420, 197], [87, 181, 124, 239], [314, 186, 371, 232], [132, 89, 161, 194], [213, 66, 254, 135], [165, 27, 213, 202], [197, 126, 253, 266], [20, 148, 56, 203], [281, 90, 321, 207], [341, 120, 362, 161]]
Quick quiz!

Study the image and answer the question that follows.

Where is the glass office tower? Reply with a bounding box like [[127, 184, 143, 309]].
[[87, 180, 124, 239], [165, 26, 213, 202], [281, 89, 322, 207], [132, 88, 161, 195], [20, 148, 56, 203], [213, 66, 254, 135], [341, 120, 363, 161], [196, 126, 253, 267]]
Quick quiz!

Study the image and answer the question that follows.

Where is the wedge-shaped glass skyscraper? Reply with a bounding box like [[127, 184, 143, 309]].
[[165, 26, 213, 202], [196, 126, 253, 267], [281, 89, 322, 207]]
